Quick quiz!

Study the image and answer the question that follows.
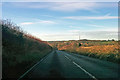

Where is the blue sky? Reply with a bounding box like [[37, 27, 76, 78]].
[[2, 2, 118, 41]]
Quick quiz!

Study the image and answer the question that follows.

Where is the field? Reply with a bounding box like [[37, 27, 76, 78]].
[[48, 40, 120, 63], [2, 20, 52, 79]]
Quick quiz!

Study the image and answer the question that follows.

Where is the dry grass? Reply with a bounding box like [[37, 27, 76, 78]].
[[49, 41, 120, 63], [76, 45, 119, 54], [2, 20, 52, 79]]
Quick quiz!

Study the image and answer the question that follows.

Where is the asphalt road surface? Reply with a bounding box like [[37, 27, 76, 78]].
[[19, 50, 120, 80]]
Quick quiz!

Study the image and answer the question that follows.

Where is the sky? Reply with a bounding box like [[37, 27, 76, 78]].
[[2, 0, 120, 2], [2, 2, 119, 41]]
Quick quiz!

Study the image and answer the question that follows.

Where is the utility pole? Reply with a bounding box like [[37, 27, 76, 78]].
[[79, 32, 80, 40]]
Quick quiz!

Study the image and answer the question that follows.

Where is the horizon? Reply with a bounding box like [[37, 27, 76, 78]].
[[2, 2, 118, 41], [46, 39, 118, 42]]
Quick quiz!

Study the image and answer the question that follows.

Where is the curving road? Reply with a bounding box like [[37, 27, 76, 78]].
[[18, 50, 120, 80]]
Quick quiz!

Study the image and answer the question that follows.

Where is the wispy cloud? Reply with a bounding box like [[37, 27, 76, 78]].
[[69, 26, 82, 29], [20, 20, 56, 25], [49, 2, 97, 12], [68, 30, 80, 33], [9, 2, 96, 12], [20, 22, 34, 25], [88, 24, 105, 28], [8, 2, 117, 12], [38, 20, 56, 24], [41, 15, 53, 17], [63, 16, 118, 20]]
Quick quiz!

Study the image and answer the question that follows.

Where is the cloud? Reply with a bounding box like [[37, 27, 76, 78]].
[[83, 31, 118, 40], [32, 29, 118, 41], [88, 24, 105, 28], [41, 15, 53, 17], [68, 30, 80, 33], [69, 26, 82, 29], [8, 2, 117, 12], [2, 0, 120, 2], [34, 33, 79, 41], [63, 16, 118, 20], [49, 2, 97, 12], [20, 20, 56, 25], [67, 29, 118, 40], [68, 27, 118, 32], [10, 2, 96, 12], [69, 24, 106, 30], [20, 22, 34, 25], [30, 27, 118, 41], [38, 20, 56, 24], [42, 33, 77, 37]]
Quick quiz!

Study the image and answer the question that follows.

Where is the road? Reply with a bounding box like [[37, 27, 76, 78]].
[[19, 50, 120, 80]]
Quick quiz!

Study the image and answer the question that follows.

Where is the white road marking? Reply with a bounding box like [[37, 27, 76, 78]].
[[65, 55, 71, 61], [18, 61, 41, 80], [18, 51, 54, 80], [72, 61, 98, 80], [64, 55, 97, 80]]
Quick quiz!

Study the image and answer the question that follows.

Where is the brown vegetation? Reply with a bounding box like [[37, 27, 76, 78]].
[[2, 19, 52, 79], [48, 40, 120, 63]]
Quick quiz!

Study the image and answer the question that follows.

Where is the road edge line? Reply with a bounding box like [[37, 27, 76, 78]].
[[17, 50, 54, 80]]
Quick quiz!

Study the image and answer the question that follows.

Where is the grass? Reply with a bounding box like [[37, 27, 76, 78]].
[[48, 40, 120, 63], [2, 19, 52, 79]]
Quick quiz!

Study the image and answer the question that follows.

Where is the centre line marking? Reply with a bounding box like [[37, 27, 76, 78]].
[[72, 61, 98, 80], [64, 55, 97, 80], [65, 55, 71, 61]]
